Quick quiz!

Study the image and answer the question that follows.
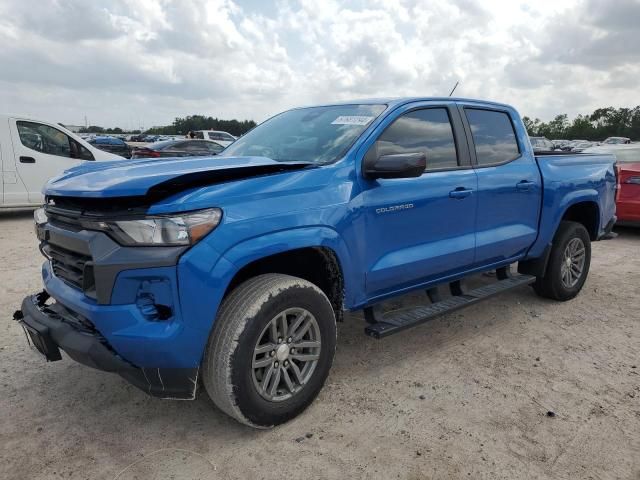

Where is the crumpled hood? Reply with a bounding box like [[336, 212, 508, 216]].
[[44, 156, 312, 198]]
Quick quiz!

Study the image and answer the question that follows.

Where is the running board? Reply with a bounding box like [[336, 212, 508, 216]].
[[364, 274, 536, 339]]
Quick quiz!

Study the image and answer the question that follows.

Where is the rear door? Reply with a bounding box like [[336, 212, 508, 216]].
[[360, 103, 478, 298], [10, 119, 94, 203], [459, 105, 542, 266]]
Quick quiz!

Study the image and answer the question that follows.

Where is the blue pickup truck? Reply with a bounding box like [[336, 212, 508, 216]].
[[15, 98, 617, 428]]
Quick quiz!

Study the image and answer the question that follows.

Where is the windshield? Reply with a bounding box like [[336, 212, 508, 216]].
[[220, 104, 386, 164]]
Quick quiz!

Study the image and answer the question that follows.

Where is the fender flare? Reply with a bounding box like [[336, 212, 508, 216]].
[[525, 188, 601, 261], [219, 226, 357, 306], [555, 190, 601, 236]]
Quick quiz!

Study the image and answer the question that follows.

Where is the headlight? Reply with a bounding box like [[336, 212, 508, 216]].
[[98, 208, 222, 246]]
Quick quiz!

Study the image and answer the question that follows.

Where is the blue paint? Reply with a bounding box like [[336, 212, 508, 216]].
[[40, 98, 617, 370]]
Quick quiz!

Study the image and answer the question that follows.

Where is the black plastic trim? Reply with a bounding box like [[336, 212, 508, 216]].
[[40, 221, 186, 304], [518, 243, 552, 278], [15, 293, 198, 399]]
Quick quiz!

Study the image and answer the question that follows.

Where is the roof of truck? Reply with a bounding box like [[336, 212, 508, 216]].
[[301, 97, 514, 110]]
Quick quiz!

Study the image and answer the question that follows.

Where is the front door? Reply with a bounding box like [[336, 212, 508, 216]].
[[360, 105, 478, 299]]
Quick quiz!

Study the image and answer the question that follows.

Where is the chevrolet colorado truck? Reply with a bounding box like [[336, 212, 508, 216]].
[[14, 98, 617, 428]]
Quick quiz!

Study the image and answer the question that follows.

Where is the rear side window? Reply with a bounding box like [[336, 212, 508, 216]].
[[17, 121, 72, 158], [465, 109, 520, 165], [373, 108, 459, 170]]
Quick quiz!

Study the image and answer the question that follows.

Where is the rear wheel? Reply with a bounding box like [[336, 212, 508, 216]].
[[202, 274, 336, 428], [533, 221, 591, 301]]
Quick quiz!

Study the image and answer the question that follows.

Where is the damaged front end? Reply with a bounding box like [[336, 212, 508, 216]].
[[15, 156, 316, 400], [14, 291, 199, 399]]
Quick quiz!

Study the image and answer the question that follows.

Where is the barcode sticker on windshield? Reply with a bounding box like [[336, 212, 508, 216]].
[[331, 116, 374, 126]]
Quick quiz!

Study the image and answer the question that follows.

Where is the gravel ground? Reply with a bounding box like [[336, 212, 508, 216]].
[[1, 210, 639, 480]]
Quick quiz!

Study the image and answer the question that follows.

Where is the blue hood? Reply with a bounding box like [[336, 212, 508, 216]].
[[44, 156, 312, 198]]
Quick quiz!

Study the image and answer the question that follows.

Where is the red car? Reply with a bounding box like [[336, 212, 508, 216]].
[[586, 144, 640, 225]]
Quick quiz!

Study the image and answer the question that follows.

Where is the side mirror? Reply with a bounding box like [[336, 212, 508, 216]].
[[363, 152, 426, 180]]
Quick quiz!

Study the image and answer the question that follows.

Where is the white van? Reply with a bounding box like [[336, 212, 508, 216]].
[[0, 115, 124, 208]]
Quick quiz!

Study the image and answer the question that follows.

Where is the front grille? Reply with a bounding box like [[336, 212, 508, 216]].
[[42, 243, 93, 292], [46, 208, 84, 231]]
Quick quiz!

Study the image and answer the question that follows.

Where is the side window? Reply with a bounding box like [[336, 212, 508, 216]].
[[373, 108, 459, 170], [17, 121, 73, 158], [464, 109, 520, 165]]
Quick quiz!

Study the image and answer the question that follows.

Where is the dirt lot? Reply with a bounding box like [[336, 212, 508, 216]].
[[1, 210, 638, 480]]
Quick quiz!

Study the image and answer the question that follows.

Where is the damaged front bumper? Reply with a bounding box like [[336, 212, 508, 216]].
[[14, 291, 198, 399]]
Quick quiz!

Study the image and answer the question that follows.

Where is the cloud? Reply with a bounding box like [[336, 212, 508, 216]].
[[0, 0, 637, 128], [536, 0, 640, 70]]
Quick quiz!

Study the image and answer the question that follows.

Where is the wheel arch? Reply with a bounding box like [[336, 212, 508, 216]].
[[560, 199, 600, 240], [220, 227, 353, 321]]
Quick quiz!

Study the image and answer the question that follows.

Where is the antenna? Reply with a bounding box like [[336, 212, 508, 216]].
[[448, 81, 459, 97]]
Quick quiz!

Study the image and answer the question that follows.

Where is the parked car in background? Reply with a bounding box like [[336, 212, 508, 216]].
[[560, 140, 587, 151], [131, 139, 225, 159], [584, 144, 640, 225], [552, 139, 570, 149], [193, 130, 237, 147], [127, 134, 147, 142], [570, 141, 593, 152], [0, 115, 124, 208], [602, 137, 631, 145], [88, 136, 132, 159], [529, 136, 555, 153]]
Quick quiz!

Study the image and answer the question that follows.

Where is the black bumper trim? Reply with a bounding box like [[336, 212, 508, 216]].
[[14, 292, 198, 399]]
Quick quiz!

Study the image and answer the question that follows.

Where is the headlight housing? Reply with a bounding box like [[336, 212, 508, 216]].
[[90, 208, 222, 246]]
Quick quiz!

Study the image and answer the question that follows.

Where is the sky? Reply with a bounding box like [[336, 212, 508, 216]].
[[0, 0, 638, 129]]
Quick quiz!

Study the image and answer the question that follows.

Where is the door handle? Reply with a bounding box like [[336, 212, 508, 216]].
[[516, 180, 535, 191], [449, 187, 473, 199], [19, 156, 36, 164]]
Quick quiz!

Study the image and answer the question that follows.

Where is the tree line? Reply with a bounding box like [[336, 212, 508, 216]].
[[523, 106, 640, 141], [145, 115, 257, 136], [78, 115, 257, 136]]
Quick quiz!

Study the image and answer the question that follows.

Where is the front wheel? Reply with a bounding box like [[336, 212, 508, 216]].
[[202, 274, 336, 428], [533, 221, 591, 301]]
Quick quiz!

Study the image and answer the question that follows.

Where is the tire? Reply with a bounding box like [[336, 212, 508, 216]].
[[533, 221, 591, 301], [202, 274, 337, 428]]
